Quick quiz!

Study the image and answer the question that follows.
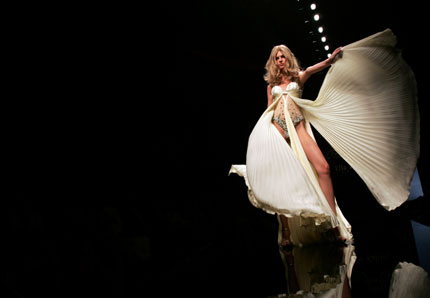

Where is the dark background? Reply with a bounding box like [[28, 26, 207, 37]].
[[7, 1, 429, 297]]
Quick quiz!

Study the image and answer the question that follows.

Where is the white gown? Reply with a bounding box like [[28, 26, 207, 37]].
[[230, 29, 420, 246]]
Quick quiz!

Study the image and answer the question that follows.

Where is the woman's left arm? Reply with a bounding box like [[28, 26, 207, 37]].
[[299, 47, 342, 85]]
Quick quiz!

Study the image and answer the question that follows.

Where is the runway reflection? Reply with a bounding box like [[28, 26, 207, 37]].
[[274, 244, 356, 298], [271, 243, 430, 298]]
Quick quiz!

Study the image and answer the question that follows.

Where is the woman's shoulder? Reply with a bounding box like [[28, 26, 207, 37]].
[[297, 73, 306, 88]]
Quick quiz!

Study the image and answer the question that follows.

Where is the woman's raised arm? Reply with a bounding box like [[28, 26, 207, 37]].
[[299, 47, 342, 85]]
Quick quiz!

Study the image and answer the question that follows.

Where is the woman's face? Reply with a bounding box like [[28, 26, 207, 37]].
[[275, 50, 286, 69]]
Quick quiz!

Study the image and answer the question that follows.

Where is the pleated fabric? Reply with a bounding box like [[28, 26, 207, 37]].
[[230, 29, 419, 245], [294, 28, 419, 211]]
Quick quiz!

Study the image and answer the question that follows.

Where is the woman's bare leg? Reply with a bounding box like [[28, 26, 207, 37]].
[[295, 122, 346, 241], [295, 122, 337, 215], [274, 120, 342, 242]]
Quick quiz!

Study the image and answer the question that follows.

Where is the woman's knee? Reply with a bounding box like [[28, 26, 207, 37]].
[[316, 160, 330, 176]]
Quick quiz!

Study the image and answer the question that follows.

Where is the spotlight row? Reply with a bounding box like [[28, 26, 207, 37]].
[[307, 2, 331, 58]]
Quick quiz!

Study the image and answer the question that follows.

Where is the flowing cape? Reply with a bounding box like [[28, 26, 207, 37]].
[[296, 29, 420, 211]]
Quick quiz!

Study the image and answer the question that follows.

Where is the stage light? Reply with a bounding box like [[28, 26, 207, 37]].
[[321, 36, 326, 42], [327, 53, 332, 58], [313, 14, 320, 21], [324, 45, 329, 51], [310, 3, 316, 10], [318, 26, 324, 33]]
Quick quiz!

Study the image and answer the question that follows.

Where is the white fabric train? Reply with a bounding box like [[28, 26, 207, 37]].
[[230, 29, 420, 245]]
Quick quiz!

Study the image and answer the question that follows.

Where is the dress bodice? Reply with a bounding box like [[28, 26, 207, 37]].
[[272, 81, 304, 139], [271, 82, 303, 98]]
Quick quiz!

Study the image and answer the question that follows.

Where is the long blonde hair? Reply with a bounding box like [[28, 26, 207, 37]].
[[263, 45, 301, 86]]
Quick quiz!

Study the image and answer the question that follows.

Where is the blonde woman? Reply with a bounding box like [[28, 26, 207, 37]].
[[230, 29, 419, 249], [266, 45, 343, 247]]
